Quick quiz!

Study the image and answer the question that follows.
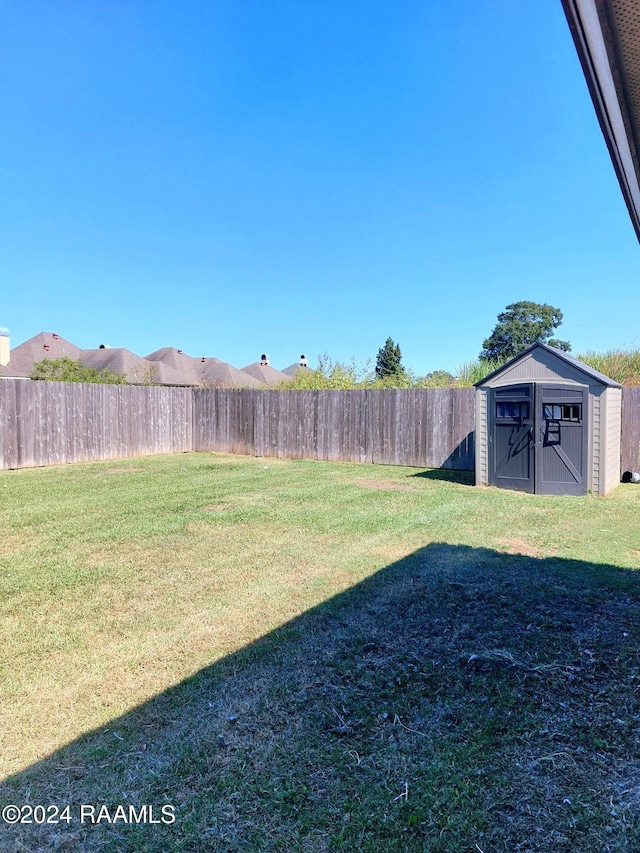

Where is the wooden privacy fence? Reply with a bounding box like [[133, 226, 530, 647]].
[[0, 382, 474, 471], [192, 388, 476, 469], [0, 380, 192, 469], [1, 379, 639, 475]]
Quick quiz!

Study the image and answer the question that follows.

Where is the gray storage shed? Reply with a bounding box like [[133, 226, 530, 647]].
[[475, 343, 621, 496]]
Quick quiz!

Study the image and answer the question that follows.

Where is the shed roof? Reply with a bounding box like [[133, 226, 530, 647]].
[[474, 342, 621, 388]]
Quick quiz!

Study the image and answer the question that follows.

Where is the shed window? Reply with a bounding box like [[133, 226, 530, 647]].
[[543, 404, 581, 422], [496, 402, 529, 419]]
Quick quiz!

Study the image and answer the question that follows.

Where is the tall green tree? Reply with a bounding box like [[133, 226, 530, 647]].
[[480, 301, 571, 361], [375, 337, 405, 379], [30, 357, 128, 384]]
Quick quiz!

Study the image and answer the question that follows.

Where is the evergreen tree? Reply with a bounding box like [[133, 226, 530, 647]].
[[375, 337, 405, 378], [480, 301, 571, 361]]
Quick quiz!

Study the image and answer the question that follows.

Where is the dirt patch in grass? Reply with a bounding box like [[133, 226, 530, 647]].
[[0, 535, 24, 558], [356, 479, 416, 492], [372, 544, 414, 563], [495, 536, 544, 557]]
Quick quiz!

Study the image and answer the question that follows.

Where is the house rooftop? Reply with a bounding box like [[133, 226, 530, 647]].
[[0, 332, 294, 387], [240, 361, 292, 386]]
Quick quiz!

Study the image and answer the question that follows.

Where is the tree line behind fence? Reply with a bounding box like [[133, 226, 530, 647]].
[[0, 379, 639, 474]]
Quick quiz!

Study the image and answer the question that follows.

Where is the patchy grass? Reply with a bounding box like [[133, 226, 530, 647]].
[[1, 453, 640, 851]]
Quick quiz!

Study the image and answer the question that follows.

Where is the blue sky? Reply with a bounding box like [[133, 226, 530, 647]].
[[2, 1, 638, 375]]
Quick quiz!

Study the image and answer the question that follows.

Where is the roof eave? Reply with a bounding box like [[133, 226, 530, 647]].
[[562, 0, 640, 242]]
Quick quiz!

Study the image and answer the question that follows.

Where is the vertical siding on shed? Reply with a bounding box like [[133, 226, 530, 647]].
[[603, 387, 622, 495], [475, 389, 489, 486], [591, 390, 601, 495]]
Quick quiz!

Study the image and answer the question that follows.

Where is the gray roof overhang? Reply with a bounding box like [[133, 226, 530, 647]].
[[562, 0, 640, 241]]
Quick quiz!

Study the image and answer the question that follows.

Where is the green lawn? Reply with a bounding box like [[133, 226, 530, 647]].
[[1, 452, 640, 851]]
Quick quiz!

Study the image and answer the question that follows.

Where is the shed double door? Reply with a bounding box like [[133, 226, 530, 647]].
[[489, 383, 588, 495]]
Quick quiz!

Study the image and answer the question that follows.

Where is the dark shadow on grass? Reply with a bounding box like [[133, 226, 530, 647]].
[[410, 468, 475, 486], [3, 545, 640, 852]]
